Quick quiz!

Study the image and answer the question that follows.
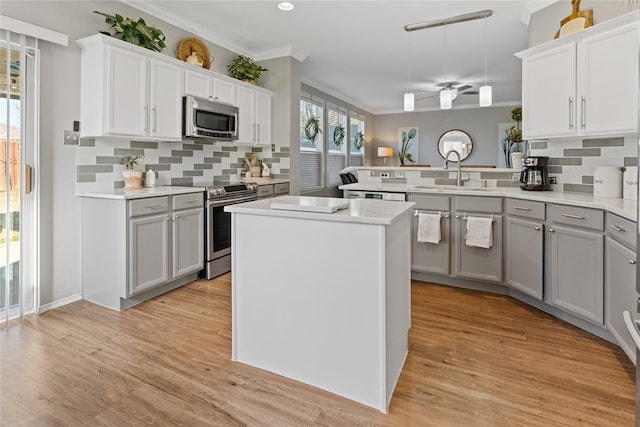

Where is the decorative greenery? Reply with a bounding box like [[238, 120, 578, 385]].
[[353, 131, 365, 151], [227, 55, 268, 84], [304, 115, 322, 144], [505, 107, 523, 150], [121, 154, 144, 169], [94, 11, 166, 52], [333, 124, 345, 147], [398, 128, 417, 165]]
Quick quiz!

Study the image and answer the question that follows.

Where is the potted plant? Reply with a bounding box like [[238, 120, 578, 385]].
[[505, 107, 524, 169], [121, 154, 144, 189], [94, 11, 166, 52], [227, 55, 268, 84]]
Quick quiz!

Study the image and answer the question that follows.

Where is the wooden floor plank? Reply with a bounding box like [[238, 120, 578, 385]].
[[1, 277, 634, 426]]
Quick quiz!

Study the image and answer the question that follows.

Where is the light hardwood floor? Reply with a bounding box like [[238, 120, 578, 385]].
[[1, 275, 635, 426]]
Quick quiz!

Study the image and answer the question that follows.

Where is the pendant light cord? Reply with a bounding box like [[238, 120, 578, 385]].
[[483, 16, 487, 85], [444, 23, 448, 87]]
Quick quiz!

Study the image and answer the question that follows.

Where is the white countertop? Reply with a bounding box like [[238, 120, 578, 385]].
[[339, 183, 638, 221], [225, 196, 415, 225], [76, 186, 205, 200]]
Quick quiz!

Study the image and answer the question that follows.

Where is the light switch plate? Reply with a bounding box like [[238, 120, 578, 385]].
[[63, 130, 80, 145]]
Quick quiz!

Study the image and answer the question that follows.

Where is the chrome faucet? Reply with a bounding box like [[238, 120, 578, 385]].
[[443, 150, 464, 187]]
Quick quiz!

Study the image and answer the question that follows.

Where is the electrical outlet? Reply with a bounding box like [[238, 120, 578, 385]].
[[549, 176, 557, 184], [394, 171, 405, 178], [63, 130, 80, 145], [380, 172, 390, 178]]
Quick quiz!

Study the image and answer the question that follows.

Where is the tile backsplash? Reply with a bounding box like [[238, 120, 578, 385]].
[[76, 139, 290, 192], [528, 136, 636, 194]]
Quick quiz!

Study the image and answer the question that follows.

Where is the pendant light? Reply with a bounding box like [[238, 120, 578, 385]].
[[479, 15, 492, 107], [440, 24, 452, 110], [403, 31, 414, 111]]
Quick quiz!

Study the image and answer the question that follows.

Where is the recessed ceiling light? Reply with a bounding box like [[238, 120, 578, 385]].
[[278, 2, 294, 12]]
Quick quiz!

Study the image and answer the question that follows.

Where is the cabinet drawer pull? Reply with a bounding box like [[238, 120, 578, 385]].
[[145, 204, 164, 209], [568, 97, 573, 129], [630, 260, 637, 265], [548, 228, 555, 233], [608, 224, 626, 232], [512, 206, 531, 211], [560, 213, 585, 220]]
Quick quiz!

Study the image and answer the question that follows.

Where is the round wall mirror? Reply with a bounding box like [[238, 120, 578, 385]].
[[438, 130, 473, 162]]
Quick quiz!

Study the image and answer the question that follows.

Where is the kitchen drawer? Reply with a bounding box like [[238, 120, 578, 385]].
[[506, 199, 545, 220], [129, 196, 169, 217], [549, 204, 603, 231], [257, 185, 274, 198], [274, 182, 290, 195], [407, 194, 450, 211], [455, 196, 502, 214], [605, 212, 636, 250], [173, 192, 203, 211]]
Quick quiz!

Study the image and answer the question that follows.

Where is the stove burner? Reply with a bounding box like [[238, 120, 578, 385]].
[[206, 182, 258, 199]]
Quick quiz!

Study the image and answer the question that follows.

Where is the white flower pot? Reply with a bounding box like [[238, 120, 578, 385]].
[[122, 169, 143, 190], [511, 152, 524, 171]]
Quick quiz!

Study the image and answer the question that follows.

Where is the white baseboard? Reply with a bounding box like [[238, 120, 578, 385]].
[[38, 294, 82, 314]]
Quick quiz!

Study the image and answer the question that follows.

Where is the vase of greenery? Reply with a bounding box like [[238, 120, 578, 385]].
[[94, 11, 166, 52], [398, 128, 417, 165], [121, 154, 144, 189], [505, 107, 524, 169], [227, 55, 268, 84]]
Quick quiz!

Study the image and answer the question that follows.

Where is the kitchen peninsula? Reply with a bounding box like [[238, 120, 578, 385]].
[[225, 196, 415, 413]]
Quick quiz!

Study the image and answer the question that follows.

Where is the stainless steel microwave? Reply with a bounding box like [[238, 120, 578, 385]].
[[182, 95, 239, 141]]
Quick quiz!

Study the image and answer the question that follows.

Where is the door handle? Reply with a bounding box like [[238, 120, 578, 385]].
[[623, 311, 640, 349], [144, 105, 148, 132], [568, 97, 574, 129], [152, 106, 157, 133], [25, 164, 33, 195], [581, 96, 586, 129]]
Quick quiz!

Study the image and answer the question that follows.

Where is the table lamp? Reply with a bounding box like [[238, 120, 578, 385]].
[[378, 147, 393, 166]]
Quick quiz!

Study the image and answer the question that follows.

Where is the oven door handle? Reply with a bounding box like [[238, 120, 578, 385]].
[[208, 196, 257, 208], [623, 311, 640, 350]]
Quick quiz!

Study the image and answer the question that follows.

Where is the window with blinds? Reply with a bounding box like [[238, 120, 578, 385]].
[[299, 98, 323, 191], [349, 114, 365, 166], [327, 107, 347, 187]]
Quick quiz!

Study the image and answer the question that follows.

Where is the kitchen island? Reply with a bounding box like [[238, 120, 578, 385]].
[[225, 196, 415, 413]]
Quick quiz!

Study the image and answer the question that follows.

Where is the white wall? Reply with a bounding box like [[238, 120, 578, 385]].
[[1, 1, 246, 307]]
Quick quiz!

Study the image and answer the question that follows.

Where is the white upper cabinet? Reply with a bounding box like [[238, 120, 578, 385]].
[[236, 85, 272, 146], [77, 35, 183, 141], [517, 13, 639, 139], [184, 69, 237, 105]]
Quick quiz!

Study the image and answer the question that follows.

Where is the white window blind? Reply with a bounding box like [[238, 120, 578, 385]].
[[349, 113, 365, 166], [299, 98, 323, 191], [327, 107, 347, 187]]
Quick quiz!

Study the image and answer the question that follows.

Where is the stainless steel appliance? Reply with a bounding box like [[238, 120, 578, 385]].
[[519, 156, 551, 191], [183, 95, 239, 141], [205, 183, 258, 279], [343, 190, 406, 201]]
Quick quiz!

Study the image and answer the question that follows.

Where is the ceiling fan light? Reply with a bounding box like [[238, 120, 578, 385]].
[[440, 88, 452, 110], [479, 85, 492, 107], [404, 92, 415, 111]]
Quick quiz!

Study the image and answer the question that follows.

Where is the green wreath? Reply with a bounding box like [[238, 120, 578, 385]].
[[333, 124, 345, 147], [304, 115, 322, 143], [353, 131, 364, 151]]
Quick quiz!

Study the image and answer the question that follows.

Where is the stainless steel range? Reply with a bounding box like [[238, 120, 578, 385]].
[[205, 183, 258, 279]]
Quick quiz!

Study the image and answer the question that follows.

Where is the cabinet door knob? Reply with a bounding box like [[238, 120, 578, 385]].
[[534, 226, 541, 231], [173, 214, 179, 219], [629, 260, 637, 265], [165, 215, 171, 221], [548, 228, 555, 233]]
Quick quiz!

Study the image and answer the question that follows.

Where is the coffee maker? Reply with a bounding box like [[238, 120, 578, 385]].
[[519, 156, 551, 191]]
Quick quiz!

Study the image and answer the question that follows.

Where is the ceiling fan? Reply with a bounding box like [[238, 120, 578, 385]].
[[414, 81, 479, 103]]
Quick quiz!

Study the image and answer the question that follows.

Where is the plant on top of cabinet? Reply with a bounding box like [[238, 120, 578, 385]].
[[94, 11, 166, 52], [398, 128, 417, 165], [227, 55, 268, 84], [121, 154, 144, 190]]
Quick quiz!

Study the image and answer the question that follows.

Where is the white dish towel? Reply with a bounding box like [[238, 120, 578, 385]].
[[417, 212, 441, 244], [466, 216, 493, 249]]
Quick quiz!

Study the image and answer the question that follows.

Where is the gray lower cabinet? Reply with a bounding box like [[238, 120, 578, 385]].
[[408, 194, 451, 275], [505, 199, 545, 300], [454, 197, 503, 283], [81, 191, 204, 311], [547, 205, 604, 324], [257, 182, 290, 199], [604, 213, 637, 363]]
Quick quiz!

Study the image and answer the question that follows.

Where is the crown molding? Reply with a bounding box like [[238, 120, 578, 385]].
[[254, 46, 308, 62], [521, 1, 561, 25]]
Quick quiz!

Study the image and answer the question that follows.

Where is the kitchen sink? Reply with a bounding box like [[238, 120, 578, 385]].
[[411, 185, 493, 192]]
